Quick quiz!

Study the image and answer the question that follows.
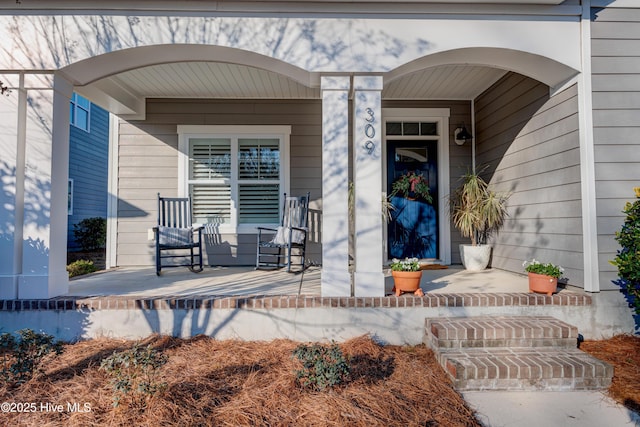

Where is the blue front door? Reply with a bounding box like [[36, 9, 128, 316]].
[[387, 140, 438, 259]]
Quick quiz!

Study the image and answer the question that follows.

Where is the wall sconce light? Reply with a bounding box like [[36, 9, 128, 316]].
[[454, 124, 473, 145]]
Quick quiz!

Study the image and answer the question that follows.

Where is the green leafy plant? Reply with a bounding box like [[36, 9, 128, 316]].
[[390, 171, 432, 203], [100, 344, 168, 407], [0, 329, 64, 385], [523, 259, 564, 278], [67, 259, 98, 278], [73, 217, 107, 252], [449, 170, 510, 246], [610, 187, 640, 321], [292, 342, 350, 391], [390, 257, 420, 272]]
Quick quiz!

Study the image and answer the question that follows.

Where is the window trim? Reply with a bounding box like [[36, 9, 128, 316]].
[[178, 125, 291, 234]]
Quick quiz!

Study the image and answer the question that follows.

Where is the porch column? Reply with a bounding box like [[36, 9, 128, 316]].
[[578, 0, 599, 292], [0, 73, 22, 299], [352, 76, 385, 297], [16, 74, 72, 299], [320, 76, 351, 296]]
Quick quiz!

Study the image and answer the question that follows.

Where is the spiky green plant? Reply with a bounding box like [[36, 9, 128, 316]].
[[449, 170, 510, 246]]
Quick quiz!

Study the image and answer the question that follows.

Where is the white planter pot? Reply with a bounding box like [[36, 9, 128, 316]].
[[459, 244, 492, 271]]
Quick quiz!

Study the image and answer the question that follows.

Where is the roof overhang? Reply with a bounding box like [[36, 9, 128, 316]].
[[1, 0, 569, 13]]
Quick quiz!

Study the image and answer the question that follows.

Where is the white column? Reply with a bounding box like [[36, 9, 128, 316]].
[[353, 76, 385, 297], [17, 73, 72, 299], [0, 74, 22, 299], [106, 113, 119, 269], [578, 0, 599, 292], [320, 76, 351, 296]]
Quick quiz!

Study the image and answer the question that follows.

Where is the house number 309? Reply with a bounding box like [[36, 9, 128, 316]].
[[363, 108, 375, 154]]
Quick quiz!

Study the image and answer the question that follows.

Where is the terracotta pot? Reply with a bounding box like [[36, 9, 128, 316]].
[[391, 270, 424, 297], [528, 272, 558, 296]]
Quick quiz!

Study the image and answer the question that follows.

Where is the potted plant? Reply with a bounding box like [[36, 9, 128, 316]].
[[449, 170, 510, 271], [523, 259, 564, 295], [390, 257, 425, 297], [390, 171, 433, 203]]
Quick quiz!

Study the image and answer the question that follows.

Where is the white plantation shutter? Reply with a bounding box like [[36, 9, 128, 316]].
[[189, 138, 232, 224], [238, 138, 280, 180], [182, 130, 287, 231], [190, 184, 231, 224], [237, 138, 280, 224], [190, 138, 231, 180], [238, 184, 280, 224]]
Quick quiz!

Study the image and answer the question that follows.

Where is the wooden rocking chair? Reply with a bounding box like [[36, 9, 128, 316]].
[[256, 192, 310, 273], [153, 193, 203, 275]]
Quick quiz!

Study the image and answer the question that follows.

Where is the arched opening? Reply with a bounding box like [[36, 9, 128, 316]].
[[61, 44, 318, 119], [57, 44, 320, 272], [381, 48, 584, 284]]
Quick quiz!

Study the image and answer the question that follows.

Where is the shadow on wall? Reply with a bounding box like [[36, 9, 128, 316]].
[[3, 16, 432, 77], [0, 160, 52, 278], [0, 161, 93, 339]]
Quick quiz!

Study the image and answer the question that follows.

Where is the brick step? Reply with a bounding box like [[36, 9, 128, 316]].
[[436, 347, 613, 391], [425, 316, 579, 349], [423, 316, 613, 391]]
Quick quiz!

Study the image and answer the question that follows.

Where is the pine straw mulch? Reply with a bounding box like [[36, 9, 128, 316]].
[[581, 334, 640, 414], [0, 335, 480, 427]]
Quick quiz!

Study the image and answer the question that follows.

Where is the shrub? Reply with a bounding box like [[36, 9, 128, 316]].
[[100, 344, 168, 407], [610, 187, 640, 322], [292, 342, 350, 391], [73, 217, 107, 252], [67, 259, 98, 278], [0, 329, 64, 385]]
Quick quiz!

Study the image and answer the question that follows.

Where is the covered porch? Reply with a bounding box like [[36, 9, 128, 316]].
[[1, 11, 604, 303]]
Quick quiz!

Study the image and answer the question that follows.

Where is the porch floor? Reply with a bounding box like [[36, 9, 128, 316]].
[[66, 265, 576, 298]]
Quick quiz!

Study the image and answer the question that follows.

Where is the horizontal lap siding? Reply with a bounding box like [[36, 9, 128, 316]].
[[474, 74, 584, 286], [116, 99, 322, 267], [591, 5, 640, 290], [67, 104, 110, 251]]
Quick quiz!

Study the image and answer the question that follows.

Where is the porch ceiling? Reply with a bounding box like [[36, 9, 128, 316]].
[[78, 61, 507, 117]]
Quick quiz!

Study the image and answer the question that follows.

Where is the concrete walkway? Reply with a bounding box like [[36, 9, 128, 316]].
[[464, 391, 640, 427]]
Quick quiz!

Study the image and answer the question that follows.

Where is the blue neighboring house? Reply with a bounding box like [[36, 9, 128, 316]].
[[67, 93, 109, 252]]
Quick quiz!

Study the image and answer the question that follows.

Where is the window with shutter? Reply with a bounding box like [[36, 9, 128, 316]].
[[178, 126, 290, 233]]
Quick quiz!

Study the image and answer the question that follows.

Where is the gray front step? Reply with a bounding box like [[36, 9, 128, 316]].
[[423, 316, 613, 391]]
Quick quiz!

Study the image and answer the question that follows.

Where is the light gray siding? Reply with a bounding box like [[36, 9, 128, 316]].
[[474, 73, 584, 286], [591, 5, 640, 290], [116, 99, 322, 267]]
